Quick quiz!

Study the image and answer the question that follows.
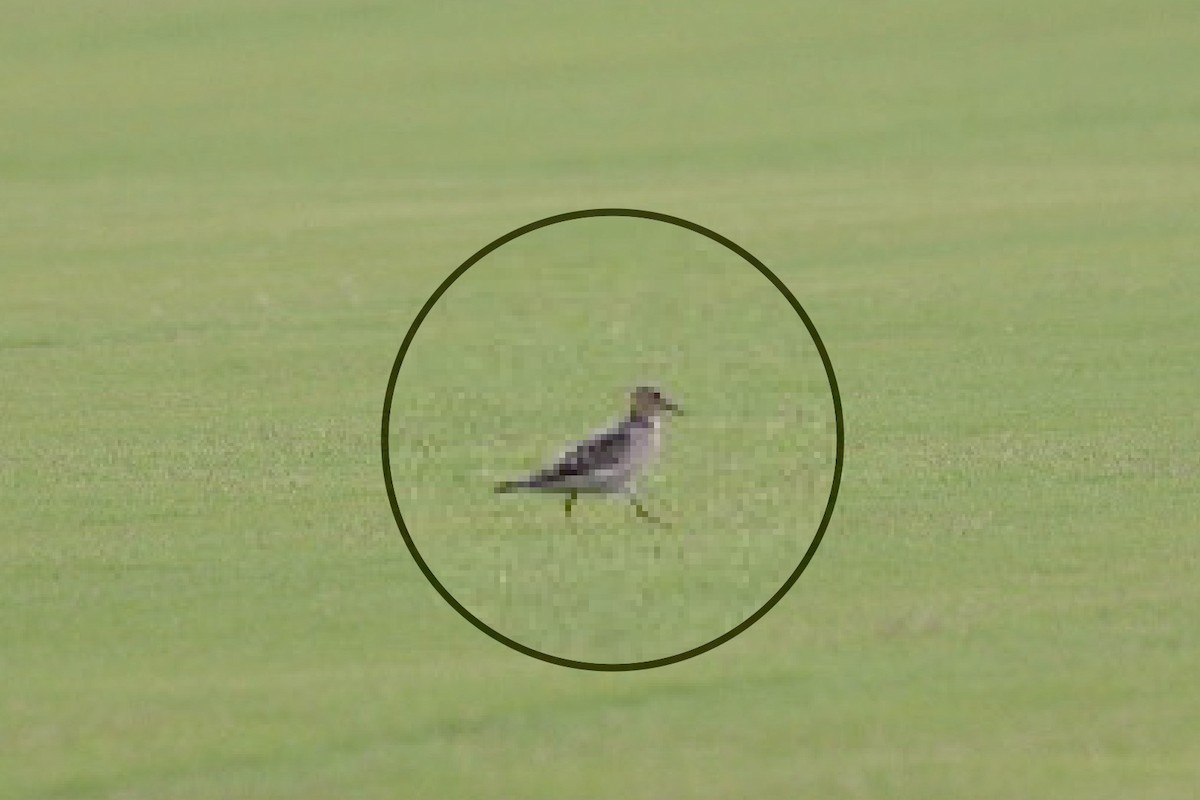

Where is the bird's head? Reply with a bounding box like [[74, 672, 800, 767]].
[[630, 385, 681, 418]]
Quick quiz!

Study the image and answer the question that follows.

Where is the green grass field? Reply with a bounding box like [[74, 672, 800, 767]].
[[3, 1, 1199, 797]]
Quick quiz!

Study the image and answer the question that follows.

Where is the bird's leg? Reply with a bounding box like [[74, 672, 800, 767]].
[[565, 490, 578, 518], [631, 498, 667, 526]]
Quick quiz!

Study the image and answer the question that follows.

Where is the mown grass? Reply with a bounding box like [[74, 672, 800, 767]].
[[2, 1, 1198, 798]]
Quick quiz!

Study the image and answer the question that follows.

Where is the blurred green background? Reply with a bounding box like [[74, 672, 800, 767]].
[[3, 1, 1198, 798]]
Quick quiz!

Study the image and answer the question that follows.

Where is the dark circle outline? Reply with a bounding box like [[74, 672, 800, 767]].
[[381, 208, 844, 672]]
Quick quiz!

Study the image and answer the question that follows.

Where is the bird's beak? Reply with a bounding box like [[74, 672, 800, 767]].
[[664, 399, 682, 415]]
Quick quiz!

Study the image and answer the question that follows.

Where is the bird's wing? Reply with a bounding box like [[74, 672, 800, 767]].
[[532, 420, 633, 482]]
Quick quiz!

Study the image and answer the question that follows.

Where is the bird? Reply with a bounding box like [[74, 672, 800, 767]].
[[494, 385, 681, 524]]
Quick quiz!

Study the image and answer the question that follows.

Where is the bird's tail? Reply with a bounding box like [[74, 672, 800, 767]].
[[494, 478, 534, 493]]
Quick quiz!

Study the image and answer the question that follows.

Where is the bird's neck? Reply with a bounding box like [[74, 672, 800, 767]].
[[629, 410, 660, 427]]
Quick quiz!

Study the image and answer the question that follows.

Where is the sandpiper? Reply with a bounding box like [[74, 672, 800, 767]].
[[494, 386, 681, 524]]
